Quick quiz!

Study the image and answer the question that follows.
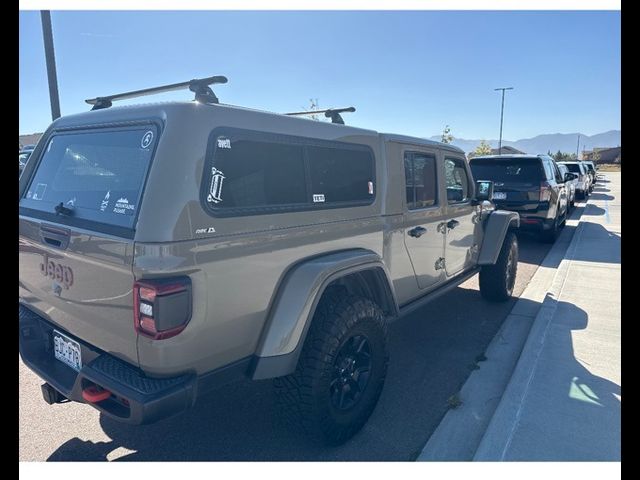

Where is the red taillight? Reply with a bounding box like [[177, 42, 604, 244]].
[[139, 286, 157, 302], [539, 181, 552, 202], [133, 277, 192, 340]]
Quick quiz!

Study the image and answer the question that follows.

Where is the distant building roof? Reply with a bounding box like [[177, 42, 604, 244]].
[[582, 146, 621, 163], [19, 133, 43, 150]]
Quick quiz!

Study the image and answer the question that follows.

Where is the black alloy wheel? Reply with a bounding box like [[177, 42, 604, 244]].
[[330, 334, 372, 411]]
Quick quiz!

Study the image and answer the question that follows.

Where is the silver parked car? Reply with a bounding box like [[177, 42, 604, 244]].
[[557, 163, 577, 210], [558, 161, 590, 199], [581, 161, 597, 190]]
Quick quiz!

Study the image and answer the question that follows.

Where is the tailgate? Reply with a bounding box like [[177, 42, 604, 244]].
[[470, 157, 544, 203], [19, 219, 138, 365], [493, 181, 539, 202], [18, 124, 159, 367]]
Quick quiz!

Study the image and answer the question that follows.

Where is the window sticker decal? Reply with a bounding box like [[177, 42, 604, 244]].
[[207, 167, 225, 204], [217, 137, 231, 149], [32, 183, 47, 201], [313, 194, 325, 203], [140, 130, 154, 149], [113, 197, 135, 215], [99, 190, 111, 212], [195, 226, 216, 235]]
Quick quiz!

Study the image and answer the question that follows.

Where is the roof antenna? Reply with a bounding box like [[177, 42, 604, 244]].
[[285, 107, 356, 125]]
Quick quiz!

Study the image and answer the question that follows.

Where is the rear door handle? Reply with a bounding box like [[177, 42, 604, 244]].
[[446, 219, 460, 230], [39, 225, 71, 250], [408, 226, 427, 238]]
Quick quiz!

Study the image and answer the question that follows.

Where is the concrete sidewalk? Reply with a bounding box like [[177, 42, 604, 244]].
[[474, 172, 621, 461]]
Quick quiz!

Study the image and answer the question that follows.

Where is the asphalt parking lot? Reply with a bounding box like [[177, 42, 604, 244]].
[[19, 225, 565, 461]]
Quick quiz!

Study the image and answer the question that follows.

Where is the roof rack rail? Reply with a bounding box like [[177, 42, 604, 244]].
[[85, 75, 228, 111], [285, 107, 356, 125]]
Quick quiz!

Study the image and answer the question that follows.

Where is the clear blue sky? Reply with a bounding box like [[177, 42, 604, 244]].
[[19, 10, 620, 140]]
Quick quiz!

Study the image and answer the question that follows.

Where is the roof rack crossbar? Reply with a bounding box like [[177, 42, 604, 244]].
[[285, 107, 356, 125], [85, 75, 228, 110]]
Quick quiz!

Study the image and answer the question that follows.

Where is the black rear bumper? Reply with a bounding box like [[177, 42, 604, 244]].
[[517, 216, 555, 232], [19, 304, 197, 424], [492, 203, 553, 232]]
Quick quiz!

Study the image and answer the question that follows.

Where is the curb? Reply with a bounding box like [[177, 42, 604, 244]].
[[472, 218, 586, 460], [417, 206, 582, 461]]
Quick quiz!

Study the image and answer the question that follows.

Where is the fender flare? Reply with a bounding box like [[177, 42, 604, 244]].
[[249, 249, 398, 380], [477, 210, 519, 266]]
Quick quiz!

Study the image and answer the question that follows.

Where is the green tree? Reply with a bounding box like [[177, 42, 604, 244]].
[[551, 150, 575, 162], [441, 125, 453, 144], [591, 149, 601, 165], [472, 140, 492, 157]]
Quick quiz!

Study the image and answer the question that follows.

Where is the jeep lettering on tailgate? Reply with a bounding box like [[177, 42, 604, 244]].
[[39, 255, 74, 289]]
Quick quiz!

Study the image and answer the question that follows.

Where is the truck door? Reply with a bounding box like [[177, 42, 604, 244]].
[[443, 156, 476, 277], [402, 150, 447, 290]]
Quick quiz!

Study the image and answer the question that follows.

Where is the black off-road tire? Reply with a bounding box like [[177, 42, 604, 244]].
[[560, 208, 567, 227], [274, 294, 389, 445], [479, 231, 518, 302], [540, 212, 560, 243]]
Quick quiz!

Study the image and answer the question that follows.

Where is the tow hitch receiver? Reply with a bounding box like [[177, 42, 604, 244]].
[[41, 383, 67, 405], [82, 384, 112, 403]]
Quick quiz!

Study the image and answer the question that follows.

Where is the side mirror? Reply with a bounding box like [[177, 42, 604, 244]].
[[564, 172, 577, 182], [474, 180, 494, 202]]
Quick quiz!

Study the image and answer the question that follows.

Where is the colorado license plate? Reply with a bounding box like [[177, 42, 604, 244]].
[[53, 330, 82, 372], [493, 192, 507, 200]]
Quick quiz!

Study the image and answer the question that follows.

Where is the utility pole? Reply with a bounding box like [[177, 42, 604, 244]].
[[576, 134, 580, 159], [41, 11, 61, 120], [494, 87, 513, 155]]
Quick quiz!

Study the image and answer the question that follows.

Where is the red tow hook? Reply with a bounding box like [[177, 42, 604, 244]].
[[82, 385, 111, 403]]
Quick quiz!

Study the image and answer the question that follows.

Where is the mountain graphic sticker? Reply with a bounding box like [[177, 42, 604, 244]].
[[113, 197, 136, 215]]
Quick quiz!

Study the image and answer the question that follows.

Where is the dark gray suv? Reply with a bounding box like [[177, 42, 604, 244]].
[[469, 154, 569, 242]]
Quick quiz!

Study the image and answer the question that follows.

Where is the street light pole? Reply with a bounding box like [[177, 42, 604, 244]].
[[494, 87, 513, 155], [41, 10, 61, 120]]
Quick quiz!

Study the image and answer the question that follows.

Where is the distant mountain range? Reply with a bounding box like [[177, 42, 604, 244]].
[[21, 129, 621, 156], [429, 130, 621, 155]]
